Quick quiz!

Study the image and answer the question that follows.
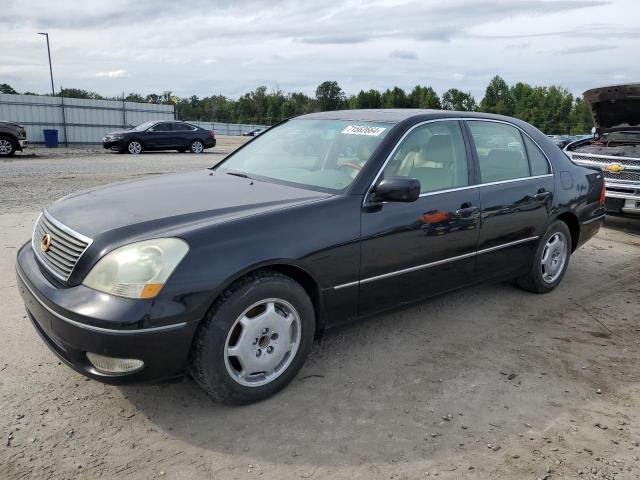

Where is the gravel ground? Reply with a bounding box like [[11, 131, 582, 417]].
[[1, 145, 640, 480]]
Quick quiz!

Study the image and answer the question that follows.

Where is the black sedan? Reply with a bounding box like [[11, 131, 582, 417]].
[[17, 110, 605, 404], [102, 120, 216, 154]]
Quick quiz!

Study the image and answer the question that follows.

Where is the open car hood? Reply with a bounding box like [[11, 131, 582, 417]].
[[584, 84, 640, 134]]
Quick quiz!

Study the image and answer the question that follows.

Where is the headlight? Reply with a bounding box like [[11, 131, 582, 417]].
[[111, 134, 123, 140], [82, 238, 189, 299]]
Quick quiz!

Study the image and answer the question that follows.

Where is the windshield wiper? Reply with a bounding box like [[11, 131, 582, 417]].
[[226, 171, 252, 179]]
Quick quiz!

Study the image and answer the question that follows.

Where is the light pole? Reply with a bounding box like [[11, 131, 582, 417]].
[[37, 32, 55, 95]]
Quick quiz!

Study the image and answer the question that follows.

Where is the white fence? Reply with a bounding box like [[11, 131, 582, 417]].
[[0, 93, 267, 144], [0, 93, 175, 144]]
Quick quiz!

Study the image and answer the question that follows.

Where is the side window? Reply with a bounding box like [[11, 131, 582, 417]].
[[523, 135, 550, 175], [382, 121, 469, 194], [152, 122, 172, 132], [468, 121, 530, 183]]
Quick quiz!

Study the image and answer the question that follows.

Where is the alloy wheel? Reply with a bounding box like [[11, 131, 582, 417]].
[[191, 140, 204, 153], [128, 141, 142, 154], [224, 298, 302, 387], [541, 232, 567, 283], [0, 139, 14, 156]]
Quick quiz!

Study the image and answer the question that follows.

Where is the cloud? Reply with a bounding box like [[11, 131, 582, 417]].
[[389, 50, 418, 60], [555, 44, 615, 54], [0, 0, 635, 101], [94, 69, 130, 79]]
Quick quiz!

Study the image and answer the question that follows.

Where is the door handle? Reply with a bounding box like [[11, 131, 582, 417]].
[[455, 203, 479, 217], [534, 189, 552, 201]]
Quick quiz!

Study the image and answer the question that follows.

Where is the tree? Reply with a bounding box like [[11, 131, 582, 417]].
[[381, 87, 408, 108], [408, 85, 441, 109], [59, 88, 104, 99], [480, 75, 514, 115], [442, 89, 477, 111], [354, 89, 382, 109], [315, 81, 345, 111], [0, 83, 17, 94]]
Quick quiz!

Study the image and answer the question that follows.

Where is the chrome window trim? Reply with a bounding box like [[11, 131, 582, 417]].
[[417, 174, 554, 198], [31, 209, 93, 282], [333, 235, 540, 290], [364, 117, 554, 206], [16, 267, 186, 335]]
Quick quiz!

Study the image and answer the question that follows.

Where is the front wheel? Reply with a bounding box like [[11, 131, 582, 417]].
[[190, 270, 315, 404], [517, 220, 571, 293], [127, 140, 143, 154], [189, 139, 204, 153], [0, 137, 16, 157]]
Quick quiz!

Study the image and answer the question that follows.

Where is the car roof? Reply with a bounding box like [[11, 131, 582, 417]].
[[296, 109, 521, 124]]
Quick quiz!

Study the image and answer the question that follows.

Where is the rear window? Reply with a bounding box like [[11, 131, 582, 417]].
[[468, 121, 530, 183]]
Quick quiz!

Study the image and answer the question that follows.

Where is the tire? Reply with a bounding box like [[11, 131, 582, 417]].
[[517, 220, 571, 293], [0, 136, 16, 157], [190, 270, 315, 404], [126, 140, 143, 154], [189, 139, 204, 154]]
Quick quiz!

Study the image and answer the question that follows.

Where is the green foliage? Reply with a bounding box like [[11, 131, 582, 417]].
[[59, 88, 104, 99], [315, 81, 345, 111], [0, 78, 599, 133], [442, 88, 477, 111], [0, 83, 18, 94]]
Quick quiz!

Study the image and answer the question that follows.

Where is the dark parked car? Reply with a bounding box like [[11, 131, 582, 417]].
[[17, 110, 605, 404], [103, 120, 215, 154], [0, 120, 28, 156], [242, 127, 266, 137]]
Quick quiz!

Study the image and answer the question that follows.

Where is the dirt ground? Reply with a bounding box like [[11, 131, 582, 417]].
[[1, 143, 640, 480]]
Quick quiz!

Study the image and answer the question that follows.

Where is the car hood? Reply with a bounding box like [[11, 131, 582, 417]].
[[0, 121, 24, 129], [584, 84, 640, 133], [47, 170, 331, 238], [104, 129, 133, 136]]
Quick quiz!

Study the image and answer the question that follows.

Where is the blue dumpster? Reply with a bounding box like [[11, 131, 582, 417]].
[[43, 129, 59, 148]]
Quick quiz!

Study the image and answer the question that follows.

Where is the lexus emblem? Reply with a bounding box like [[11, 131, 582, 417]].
[[40, 233, 51, 252]]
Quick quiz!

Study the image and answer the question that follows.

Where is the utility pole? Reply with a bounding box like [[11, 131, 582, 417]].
[[37, 32, 55, 95]]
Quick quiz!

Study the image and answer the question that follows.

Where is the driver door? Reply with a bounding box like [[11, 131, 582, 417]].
[[359, 120, 481, 316], [145, 122, 175, 148]]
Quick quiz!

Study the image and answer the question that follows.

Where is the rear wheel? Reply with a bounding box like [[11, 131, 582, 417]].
[[517, 220, 571, 293], [190, 270, 315, 404], [0, 137, 16, 157], [190, 139, 204, 153], [127, 140, 143, 154]]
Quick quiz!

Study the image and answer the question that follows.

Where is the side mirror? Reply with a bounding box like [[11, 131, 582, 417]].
[[374, 176, 420, 203]]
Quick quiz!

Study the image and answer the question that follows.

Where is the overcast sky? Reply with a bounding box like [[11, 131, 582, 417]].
[[1, 0, 638, 100]]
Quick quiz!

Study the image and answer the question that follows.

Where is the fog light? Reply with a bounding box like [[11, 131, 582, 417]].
[[86, 352, 144, 374]]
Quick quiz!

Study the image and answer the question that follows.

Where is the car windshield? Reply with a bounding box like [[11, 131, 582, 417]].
[[132, 121, 157, 131], [216, 119, 392, 192]]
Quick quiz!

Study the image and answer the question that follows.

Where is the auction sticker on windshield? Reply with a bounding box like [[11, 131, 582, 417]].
[[341, 125, 387, 136]]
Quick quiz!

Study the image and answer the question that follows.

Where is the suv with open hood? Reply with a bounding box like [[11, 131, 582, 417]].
[[565, 84, 640, 215]]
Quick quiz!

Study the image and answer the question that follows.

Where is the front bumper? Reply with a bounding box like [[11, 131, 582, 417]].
[[604, 182, 640, 214], [102, 140, 124, 151], [18, 139, 28, 149], [16, 243, 198, 384]]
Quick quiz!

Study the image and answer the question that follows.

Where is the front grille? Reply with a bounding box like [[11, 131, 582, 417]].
[[571, 154, 640, 168], [32, 212, 92, 281], [603, 170, 640, 183]]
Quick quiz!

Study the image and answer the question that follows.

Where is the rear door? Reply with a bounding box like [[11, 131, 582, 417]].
[[465, 120, 554, 281], [359, 120, 481, 316], [171, 122, 195, 148]]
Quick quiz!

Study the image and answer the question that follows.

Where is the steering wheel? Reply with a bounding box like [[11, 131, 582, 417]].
[[337, 161, 363, 173]]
